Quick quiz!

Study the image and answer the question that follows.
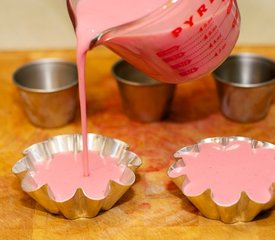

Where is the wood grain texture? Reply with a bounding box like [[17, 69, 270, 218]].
[[1, 46, 275, 240]]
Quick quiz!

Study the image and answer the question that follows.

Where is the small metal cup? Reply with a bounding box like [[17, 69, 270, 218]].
[[112, 60, 176, 122], [13, 59, 78, 128], [213, 53, 275, 122]]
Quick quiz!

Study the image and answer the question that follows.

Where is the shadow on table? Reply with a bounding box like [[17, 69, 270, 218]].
[[165, 180, 198, 215]]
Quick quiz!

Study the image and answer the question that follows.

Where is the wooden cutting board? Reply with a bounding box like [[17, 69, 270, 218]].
[[1, 46, 275, 240]]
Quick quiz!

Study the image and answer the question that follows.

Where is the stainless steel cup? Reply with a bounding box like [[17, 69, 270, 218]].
[[13, 59, 78, 128], [213, 53, 275, 122], [112, 60, 176, 122]]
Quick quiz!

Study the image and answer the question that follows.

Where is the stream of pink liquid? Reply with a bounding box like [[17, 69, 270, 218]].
[[75, 0, 167, 176]]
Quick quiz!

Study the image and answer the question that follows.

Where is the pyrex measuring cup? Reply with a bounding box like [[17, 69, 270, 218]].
[[67, 0, 240, 83]]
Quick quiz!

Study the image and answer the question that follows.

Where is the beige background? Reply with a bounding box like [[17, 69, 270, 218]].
[[0, 0, 274, 50]]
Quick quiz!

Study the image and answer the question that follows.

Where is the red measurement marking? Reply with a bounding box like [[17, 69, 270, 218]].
[[171, 17, 214, 55], [179, 67, 198, 76], [171, 59, 192, 69], [183, 37, 227, 71], [209, 33, 222, 48], [214, 43, 226, 57], [156, 45, 180, 57], [180, 21, 216, 58], [163, 52, 186, 62], [203, 25, 218, 40], [184, 25, 219, 60], [200, 17, 213, 32]]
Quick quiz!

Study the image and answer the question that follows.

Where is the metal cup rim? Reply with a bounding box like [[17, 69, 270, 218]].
[[13, 58, 78, 93], [212, 53, 275, 88]]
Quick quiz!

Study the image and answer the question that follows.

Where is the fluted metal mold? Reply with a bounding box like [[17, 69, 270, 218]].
[[12, 133, 142, 219], [168, 136, 275, 223]]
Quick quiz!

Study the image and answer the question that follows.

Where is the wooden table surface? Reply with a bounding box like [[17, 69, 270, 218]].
[[1, 46, 275, 240]]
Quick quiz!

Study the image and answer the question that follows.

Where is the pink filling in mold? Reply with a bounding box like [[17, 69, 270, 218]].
[[23, 151, 134, 202], [169, 138, 275, 206]]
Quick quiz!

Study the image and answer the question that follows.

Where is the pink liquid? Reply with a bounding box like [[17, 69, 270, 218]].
[[169, 141, 275, 205], [74, 0, 168, 176], [29, 151, 133, 201]]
